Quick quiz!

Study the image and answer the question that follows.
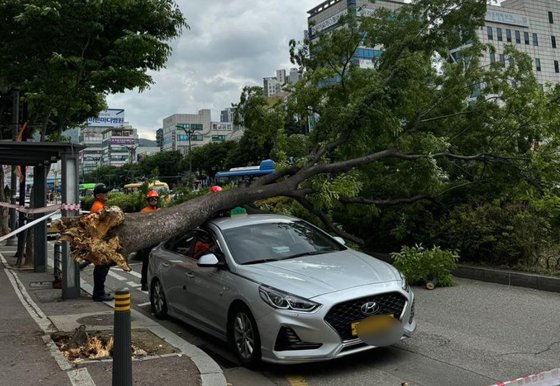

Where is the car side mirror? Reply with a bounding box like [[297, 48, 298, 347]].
[[332, 236, 346, 245], [197, 253, 223, 267]]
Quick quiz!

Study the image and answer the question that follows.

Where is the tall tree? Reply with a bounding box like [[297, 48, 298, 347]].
[[0, 0, 187, 136]]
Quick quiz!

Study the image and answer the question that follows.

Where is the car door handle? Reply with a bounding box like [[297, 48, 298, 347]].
[[161, 262, 170, 268], [185, 272, 194, 278]]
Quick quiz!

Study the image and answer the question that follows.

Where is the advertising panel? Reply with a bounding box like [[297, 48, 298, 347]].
[[86, 109, 125, 127]]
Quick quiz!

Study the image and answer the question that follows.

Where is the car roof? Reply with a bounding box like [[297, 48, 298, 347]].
[[208, 213, 298, 231]]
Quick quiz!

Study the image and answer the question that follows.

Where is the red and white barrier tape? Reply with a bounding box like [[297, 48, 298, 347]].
[[0, 202, 81, 214], [491, 368, 560, 386]]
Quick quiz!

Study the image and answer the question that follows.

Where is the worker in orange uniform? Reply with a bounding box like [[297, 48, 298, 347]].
[[139, 190, 160, 291], [90, 184, 114, 301]]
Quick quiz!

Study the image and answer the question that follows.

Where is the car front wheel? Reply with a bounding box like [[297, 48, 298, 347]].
[[150, 279, 168, 319], [229, 305, 261, 367]]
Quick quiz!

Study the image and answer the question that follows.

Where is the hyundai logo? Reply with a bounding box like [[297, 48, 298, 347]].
[[360, 301, 379, 315]]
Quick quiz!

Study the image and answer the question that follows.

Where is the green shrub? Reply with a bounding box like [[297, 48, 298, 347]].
[[391, 244, 459, 287], [81, 192, 144, 213], [439, 200, 552, 266], [170, 185, 208, 205], [106, 192, 144, 213]]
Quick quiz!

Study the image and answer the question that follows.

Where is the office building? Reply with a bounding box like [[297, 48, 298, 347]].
[[479, 0, 560, 87], [307, 0, 560, 86], [79, 108, 127, 175], [307, 0, 404, 68], [100, 124, 138, 168], [161, 109, 242, 154]]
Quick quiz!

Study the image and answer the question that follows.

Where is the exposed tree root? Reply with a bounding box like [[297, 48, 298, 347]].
[[54, 206, 130, 271]]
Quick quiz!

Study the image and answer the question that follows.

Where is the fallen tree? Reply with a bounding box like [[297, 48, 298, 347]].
[[56, 149, 503, 268], [56, 0, 560, 267]]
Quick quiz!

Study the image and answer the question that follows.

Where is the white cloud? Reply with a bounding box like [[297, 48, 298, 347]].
[[106, 0, 318, 140]]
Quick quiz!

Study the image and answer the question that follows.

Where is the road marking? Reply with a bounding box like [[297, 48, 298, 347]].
[[287, 375, 309, 386], [127, 270, 141, 279], [126, 281, 141, 288], [67, 368, 95, 386], [137, 302, 151, 307], [108, 271, 127, 281]]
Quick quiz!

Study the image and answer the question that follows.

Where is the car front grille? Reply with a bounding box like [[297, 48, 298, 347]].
[[324, 292, 407, 341]]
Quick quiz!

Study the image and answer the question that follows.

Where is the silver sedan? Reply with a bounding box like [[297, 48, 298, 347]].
[[148, 213, 416, 366]]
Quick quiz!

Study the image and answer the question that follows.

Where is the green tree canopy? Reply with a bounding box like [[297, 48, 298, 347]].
[[235, 0, 560, 259], [0, 0, 187, 138]]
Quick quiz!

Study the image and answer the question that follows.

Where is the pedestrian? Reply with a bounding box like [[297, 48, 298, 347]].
[[90, 183, 114, 301], [139, 190, 160, 291]]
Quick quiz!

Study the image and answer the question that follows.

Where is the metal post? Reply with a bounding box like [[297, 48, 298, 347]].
[[61, 151, 80, 299], [33, 164, 47, 272], [112, 288, 132, 386], [188, 130, 192, 188]]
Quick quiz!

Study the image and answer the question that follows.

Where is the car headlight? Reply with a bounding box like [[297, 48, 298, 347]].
[[259, 285, 320, 312], [398, 271, 410, 292]]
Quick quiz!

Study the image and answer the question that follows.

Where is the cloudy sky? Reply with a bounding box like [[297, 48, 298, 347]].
[[106, 0, 319, 140]]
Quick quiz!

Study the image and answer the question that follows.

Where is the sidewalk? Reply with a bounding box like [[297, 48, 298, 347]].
[[0, 241, 226, 386]]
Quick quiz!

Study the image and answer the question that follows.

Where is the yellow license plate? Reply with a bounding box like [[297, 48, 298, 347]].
[[351, 314, 395, 336]]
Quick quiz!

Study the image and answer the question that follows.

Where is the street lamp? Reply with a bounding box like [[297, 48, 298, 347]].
[[176, 123, 195, 188]]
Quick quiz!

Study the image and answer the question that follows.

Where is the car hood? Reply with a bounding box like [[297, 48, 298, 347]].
[[237, 250, 399, 299]]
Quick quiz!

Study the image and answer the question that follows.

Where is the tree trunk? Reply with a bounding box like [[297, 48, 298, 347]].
[[116, 181, 295, 256], [57, 179, 298, 269]]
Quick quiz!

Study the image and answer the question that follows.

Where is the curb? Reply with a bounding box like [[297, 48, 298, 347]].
[[453, 264, 560, 293], [368, 251, 560, 293], [79, 281, 227, 386], [1, 243, 226, 386]]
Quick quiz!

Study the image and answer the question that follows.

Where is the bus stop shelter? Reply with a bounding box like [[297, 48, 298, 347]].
[[0, 141, 84, 298]]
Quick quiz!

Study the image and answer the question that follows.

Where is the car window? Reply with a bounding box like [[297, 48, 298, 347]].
[[190, 230, 219, 260], [167, 232, 196, 256], [221, 220, 345, 265], [166, 229, 220, 260]]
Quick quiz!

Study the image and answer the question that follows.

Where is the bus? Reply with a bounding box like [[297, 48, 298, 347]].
[[123, 180, 170, 194], [215, 159, 275, 186]]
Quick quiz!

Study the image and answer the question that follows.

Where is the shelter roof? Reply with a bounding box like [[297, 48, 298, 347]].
[[0, 141, 85, 166]]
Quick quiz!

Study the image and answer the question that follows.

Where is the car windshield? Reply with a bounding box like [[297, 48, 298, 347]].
[[221, 220, 345, 265]]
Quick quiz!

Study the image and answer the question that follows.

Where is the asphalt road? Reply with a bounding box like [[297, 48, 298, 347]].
[[100, 261, 560, 386]]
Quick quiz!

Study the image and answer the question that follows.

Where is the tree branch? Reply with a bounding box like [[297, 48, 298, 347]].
[[340, 194, 430, 206], [289, 193, 364, 246]]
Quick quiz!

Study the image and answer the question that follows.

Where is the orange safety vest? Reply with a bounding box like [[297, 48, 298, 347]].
[[90, 200, 105, 213], [141, 206, 158, 213]]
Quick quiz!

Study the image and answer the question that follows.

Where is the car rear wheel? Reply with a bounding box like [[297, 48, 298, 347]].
[[150, 279, 167, 319], [229, 305, 261, 367]]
